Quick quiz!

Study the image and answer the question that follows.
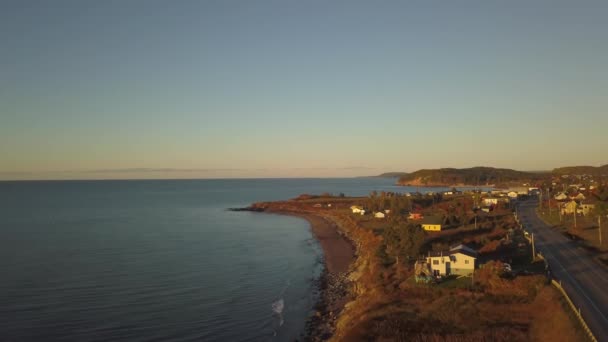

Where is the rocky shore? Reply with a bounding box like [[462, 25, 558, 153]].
[[230, 204, 355, 341], [305, 271, 351, 341]]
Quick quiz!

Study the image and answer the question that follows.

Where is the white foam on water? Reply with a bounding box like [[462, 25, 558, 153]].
[[271, 298, 285, 326], [271, 298, 284, 314]]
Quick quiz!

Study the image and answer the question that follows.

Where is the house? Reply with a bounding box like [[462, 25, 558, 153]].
[[561, 201, 578, 215], [350, 206, 365, 215], [507, 191, 519, 199], [483, 198, 499, 206], [374, 212, 386, 219], [570, 193, 586, 201], [579, 204, 595, 216], [313, 203, 322, 208], [509, 187, 529, 195], [421, 216, 443, 231], [425, 245, 477, 277], [408, 213, 424, 220], [554, 192, 568, 201]]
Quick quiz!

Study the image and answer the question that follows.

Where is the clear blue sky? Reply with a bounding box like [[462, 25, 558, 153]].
[[1, 1, 607, 179]]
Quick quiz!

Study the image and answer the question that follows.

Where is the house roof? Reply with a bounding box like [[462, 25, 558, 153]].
[[427, 247, 477, 259], [450, 244, 478, 257], [428, 251, 450, 257], [421, 216, 443, 225]]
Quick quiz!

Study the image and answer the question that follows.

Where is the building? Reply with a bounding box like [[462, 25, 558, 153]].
[[374, 212, 386, 219], [483, 198, 499, 206], [561, 201, 578, 215], [570, 193, 586, 201], [509, 187, 529, 195], [554, 192, 568, 201], [425, 244, 477, 277], [579, 204, 595, 216], [421, 216, 443, 231], [408, 213, 424, 220], [507, 191, 519, 199], [350, 206, 365, 215]]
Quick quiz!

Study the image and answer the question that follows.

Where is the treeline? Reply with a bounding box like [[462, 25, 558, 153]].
[[552, 164, 608, 176], [398, 167, 546, 185], [365, 191, 445, 214]]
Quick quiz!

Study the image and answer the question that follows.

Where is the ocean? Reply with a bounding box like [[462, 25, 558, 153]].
[[0, 178, 452, 341]]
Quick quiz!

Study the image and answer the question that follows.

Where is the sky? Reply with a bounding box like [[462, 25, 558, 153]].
[[1, 0, 607, 180]]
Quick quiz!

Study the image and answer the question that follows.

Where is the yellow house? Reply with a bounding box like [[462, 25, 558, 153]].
[[421, 216, 443, 231]]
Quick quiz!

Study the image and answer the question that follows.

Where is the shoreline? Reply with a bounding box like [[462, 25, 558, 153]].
[[261, 209, 355, 341]]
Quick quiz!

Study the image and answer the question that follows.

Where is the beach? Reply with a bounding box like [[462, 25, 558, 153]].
[[256, 207, 356, 341]]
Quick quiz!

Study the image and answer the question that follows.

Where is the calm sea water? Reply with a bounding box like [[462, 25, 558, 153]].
[[0, 178, 450, 341]]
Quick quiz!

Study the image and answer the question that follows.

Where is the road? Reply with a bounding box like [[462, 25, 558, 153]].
[[517, 200, 608, 342]]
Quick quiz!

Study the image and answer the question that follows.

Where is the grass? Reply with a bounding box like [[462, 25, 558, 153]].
[[537, 208, 608, 252], [530, 286, 591, 342]]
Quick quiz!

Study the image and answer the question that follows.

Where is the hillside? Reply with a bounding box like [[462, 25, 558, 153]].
[[376, 172, 408, 178], [552, 164, 608, 176], [397, 167, 546, 187]]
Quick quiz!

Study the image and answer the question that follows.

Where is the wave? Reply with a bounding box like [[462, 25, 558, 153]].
[[272, 298, 284, 327]]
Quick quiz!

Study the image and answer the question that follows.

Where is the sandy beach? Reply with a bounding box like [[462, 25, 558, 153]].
[[289, 213, 354, 274]]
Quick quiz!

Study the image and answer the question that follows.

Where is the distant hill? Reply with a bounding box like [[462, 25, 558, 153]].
[[397, 167, 547, 187], [376, 172, 409, 178], [552, 164, 608, 176]]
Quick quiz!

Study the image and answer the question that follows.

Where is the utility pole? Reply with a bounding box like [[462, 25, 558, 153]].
[[531, 233, 536, 261], [573, 210, 577, 229], [547, 189, 552, 216], [599, 216, 602, 246]]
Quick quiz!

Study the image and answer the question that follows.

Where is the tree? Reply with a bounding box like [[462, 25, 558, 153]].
[[382, 223, 426, 266], [593, 185, 608, 202]]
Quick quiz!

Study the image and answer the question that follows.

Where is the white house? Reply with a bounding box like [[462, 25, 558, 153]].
[[350, 206, 365, 215], [374, 212, 386, 219], [554, 192, 568, 201], [426, 245, 477, 277], [507, 191, 519, 199], [483, 198, 499, 206], [579, 204, 595, 216]]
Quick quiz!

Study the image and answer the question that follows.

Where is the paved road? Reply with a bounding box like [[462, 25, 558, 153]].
[[517, 200, 608, 342]]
